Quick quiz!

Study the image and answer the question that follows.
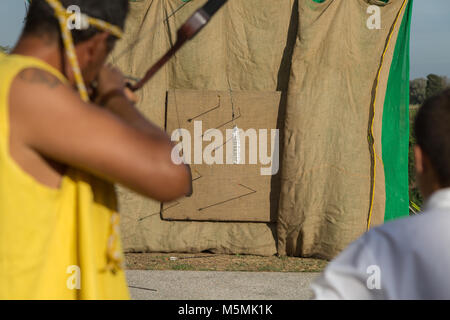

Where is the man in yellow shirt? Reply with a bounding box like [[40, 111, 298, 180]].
[[0, 0, 192, 299]]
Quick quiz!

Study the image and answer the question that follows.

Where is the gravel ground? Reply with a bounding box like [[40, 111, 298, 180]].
[[126, 270, 320, 300]]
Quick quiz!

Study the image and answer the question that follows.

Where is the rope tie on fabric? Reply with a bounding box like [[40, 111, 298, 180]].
[[45, 0, 123, 102], [42, 0, 123, 102], [45, 0, 89, 101], [103, 212, 124, 274], [41, 0, 125, 273]]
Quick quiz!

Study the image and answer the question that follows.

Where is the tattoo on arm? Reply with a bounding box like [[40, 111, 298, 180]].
[[18, 68, 62, 89]]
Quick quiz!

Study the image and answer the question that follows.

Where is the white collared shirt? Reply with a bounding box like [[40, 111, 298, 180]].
[[311, 188, 450, 300]]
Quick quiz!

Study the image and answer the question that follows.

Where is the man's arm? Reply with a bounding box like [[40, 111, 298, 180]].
[[94, 65, 170, 139], [10, 67, 192, 202]]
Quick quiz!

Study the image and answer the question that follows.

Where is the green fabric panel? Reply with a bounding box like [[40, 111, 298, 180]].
[[382, 0, 413, 221]]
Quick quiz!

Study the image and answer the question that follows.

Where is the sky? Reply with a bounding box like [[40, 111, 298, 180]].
[[0, 0, 449, 80]]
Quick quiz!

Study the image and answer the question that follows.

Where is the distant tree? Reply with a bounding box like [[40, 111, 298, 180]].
[[426, 74, 446, 99], [410, 78, 427, 105], [0, 45, 10, 53], [445, 76, 450, 89]]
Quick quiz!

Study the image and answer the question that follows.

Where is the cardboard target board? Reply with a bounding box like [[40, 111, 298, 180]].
[[162, 89, 281, 223]]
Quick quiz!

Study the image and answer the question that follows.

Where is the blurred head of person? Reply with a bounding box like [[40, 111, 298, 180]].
[[20, 0, 129, 85], [414, 89, 450, 199]]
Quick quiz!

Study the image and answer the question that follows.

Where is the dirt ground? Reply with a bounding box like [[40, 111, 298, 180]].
[[125, 253, 328, 273]]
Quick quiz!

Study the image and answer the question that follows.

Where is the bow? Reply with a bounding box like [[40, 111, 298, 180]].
[[126, 0, 229, 92]]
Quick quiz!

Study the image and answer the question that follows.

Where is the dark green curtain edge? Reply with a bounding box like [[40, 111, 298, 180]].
[[382, 0, 413, 222]]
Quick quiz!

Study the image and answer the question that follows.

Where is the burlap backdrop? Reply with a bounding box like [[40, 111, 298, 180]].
[[277, 0, 410, 259], [111, 0, 409, 258]]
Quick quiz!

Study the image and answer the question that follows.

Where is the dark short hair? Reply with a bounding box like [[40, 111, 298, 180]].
[[23, 0, 129, 49], [414, 88, 450, 187]]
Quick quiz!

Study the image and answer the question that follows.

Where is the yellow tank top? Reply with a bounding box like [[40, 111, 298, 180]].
[[0, 52, 129, 300]]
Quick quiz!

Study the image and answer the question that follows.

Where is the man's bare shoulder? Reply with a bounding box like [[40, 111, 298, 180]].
[[16, 67, 63, 89], [11, 67, 84, 116], [9, 66, 88, 137]]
